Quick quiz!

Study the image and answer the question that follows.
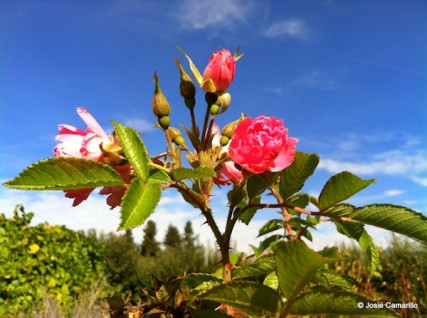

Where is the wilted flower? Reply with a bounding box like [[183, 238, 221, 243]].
[[229, 116, 298, 174]]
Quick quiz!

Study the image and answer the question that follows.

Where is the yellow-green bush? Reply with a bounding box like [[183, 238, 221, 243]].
[[0, 205, 108, 317]]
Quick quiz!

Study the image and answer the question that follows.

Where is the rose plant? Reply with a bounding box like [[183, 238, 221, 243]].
[[4, 46, 427, 317]]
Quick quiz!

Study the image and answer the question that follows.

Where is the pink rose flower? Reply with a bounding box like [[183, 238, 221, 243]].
[[54, 107, 109, 161], [215, 161, 244, 186], [54, 107, 130, 209], [229, 116, 298, 174], [202, 49, 236, 93]]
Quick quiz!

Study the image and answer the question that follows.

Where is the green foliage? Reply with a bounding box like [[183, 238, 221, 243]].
[[172, 167, 216, 181], [0, 205, 108, 316], [318, 171, 376, 210], [113, 122, 150, 182], [198, 281, 281, 316], [2, 157, 123, 190], [140, 220, 160, 256], [118, 179, 162, 230], [163, 224, 182, 248], [289, 290, 398, 316], [279, 151, 319, 199]]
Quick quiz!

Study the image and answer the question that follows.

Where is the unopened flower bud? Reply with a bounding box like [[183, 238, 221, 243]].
[[168, 127, 185, 146], [202, 49, 236, 93], [217, 93, 231, 112], [222, 114, 245, 138], [185, 97, 196, 109], [205, 92, 218, 106], [220, 135, 229, 146], [210, 104, 220, 115], [158, 116, 170, 129], [175, 58, 196, 102], [152, 72, 171, 118]]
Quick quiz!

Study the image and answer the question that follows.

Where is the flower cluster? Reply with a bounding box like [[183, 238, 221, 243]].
[[53, 47, 297, 216]]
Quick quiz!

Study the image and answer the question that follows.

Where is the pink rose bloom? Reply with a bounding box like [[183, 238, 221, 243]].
[[202, 49, 236, 93], [54, 107, 110, 206], [54, 107, 109, 161], [229, 116, 298, 174], [215, 161, 244, 186]]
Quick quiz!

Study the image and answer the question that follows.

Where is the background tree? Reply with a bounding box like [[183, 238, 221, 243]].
[[163, 224, 181, 249], [140, 220, 160, 256]]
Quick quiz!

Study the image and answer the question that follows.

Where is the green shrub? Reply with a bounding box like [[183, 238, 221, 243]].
[[0, 205, 108, 317]]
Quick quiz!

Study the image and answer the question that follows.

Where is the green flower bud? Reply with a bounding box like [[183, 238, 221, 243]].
[[152, 72, 171, 118], [158, 116, 170, 129], [174, 136, 185, 146], [168, 127, 185, 146], [175, 57, 196, 100], [220, 135, 230, 146], [217, 93, 231, 114], [222, 114, 245, 138], [210, 104, 220, 115]]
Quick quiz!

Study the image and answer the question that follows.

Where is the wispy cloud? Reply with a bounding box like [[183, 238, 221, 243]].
[[291, 70, 340, 90], [263, 85, 284, 95], [262, 19, 310, 40], [315, 133, 427, 186], [122, 118, 156, 132], [177, 0, 254, 31]]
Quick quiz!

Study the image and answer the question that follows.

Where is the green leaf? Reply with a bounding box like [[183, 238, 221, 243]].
[[358, 230, 380, 274], [113, 122, 150, 182], [327, 203, 427, 244], [274, 240, 338, 314], [247, 173, 273, 200], [318, 171, 375, 210], [198, 281, 281, 316], [263, 272, 279, 290], [118, 179, 161, 230], [238, 196, 260, 225], [232, 256, 275, 280], [147, 169, 171, 183], [313, 270, 354, 290], [172, 167, 215, 181], [279, 152, 319, 199], [3, 157, 123, 190], [351, 204, 427, 244], [289, 290, 399, 317], [258, 219, 284, 237], [181, 273, 222, 289]]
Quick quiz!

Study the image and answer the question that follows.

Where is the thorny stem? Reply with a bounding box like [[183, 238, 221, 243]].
[[166, 183, 229, 273], [270, 187, 294, 239]]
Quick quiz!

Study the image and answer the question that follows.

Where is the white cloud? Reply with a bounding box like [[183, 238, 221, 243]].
[[121, 117, 156, 132], [177, 0, 254, 30], [384, 189, 404, 197], [318, 149, 427, 177], [263, 19, 310, 40], [291, 69, 340, 90], [410, 176, 427, 187]]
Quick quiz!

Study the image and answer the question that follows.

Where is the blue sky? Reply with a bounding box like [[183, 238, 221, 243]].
[[1, 0, 426, 250]]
